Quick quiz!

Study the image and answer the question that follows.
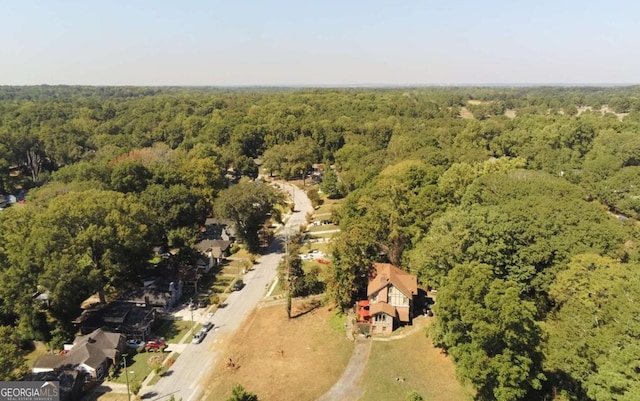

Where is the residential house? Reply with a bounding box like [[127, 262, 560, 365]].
[[366, 263, 418, 335], [26, 369, 84, 400], [72, 302, 156, 340], [121, 277, 182, 311], [32, 328, 125, 381], [195, 239, 231, 271]]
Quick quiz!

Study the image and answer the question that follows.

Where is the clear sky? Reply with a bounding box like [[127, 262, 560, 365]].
[[1, 0, 638, 86]]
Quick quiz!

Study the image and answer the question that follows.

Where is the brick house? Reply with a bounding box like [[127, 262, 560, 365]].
[[366, 263, 418, 334]]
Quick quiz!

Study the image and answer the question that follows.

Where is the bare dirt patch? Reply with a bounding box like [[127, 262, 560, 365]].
[[459, 107, 475, 119], [203, 302, 354, 401], [504, 109, 517, 119]]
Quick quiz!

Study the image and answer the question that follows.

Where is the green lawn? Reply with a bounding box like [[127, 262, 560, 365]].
[[24, 341, 48, 369], [359, 327, 473, 401], [268, 279, 285, 297], [300, 242, 331, 254], [307, 232, 336, 239], [152, 319, 193, 343], [307, 223, 340, 233], [211, 275, 234, 293], [110, 351, 166, 386]]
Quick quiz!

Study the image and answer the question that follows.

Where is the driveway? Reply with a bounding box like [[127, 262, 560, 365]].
[[316, 339, 371, 401], [142, 182, 313, 401]]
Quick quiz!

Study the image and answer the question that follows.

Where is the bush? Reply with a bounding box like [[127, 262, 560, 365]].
[[306, 187, 321, 208], [130, 381, 141, 396], [230, 244, 241, 254], [406, 391, 424, 401]]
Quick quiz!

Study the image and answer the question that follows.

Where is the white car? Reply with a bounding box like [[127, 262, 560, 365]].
[[192, 331, 206, 344], [126, 339, 145, 348]]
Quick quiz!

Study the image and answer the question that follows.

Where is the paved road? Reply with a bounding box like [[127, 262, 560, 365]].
[[143, 183, 313, 401]]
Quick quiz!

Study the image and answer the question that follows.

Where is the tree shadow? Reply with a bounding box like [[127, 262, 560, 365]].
[[291, 299, 322, 319]]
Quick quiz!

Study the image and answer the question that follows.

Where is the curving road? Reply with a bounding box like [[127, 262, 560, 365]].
[[143, 182, 313, 401]]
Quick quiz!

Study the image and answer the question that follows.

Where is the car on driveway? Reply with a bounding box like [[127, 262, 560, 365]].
[[145, 339, 167, 352], [126, 339, 145, 349], [192, 331, 206, 344], [201, 322, 214, 332]]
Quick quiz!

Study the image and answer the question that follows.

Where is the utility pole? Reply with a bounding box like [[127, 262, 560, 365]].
[[285, 226, 292, 319], [123, 356, 131, 401]]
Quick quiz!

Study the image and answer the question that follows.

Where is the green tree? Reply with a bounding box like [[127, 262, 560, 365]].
[[227, 384, 258, 401], [433, 262, 545, 401], [546, 254, 640, 401], [320, 167, 341, 199], [32, 190, 154, 334], [214, 181, 285, 251], [110, 160, 152, 193], [328, 226, 378, 310], [139, 184, 207, 247], [0, 325, 26, 380]]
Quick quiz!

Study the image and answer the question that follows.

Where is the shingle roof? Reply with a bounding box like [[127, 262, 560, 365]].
[[62, 328, 123, 369], [370, 302, 397, 317], [366, 263, 417, 299]]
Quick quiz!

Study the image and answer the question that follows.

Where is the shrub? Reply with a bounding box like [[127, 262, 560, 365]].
[[130, 381, 142, 395], [406, 391, 424, 401]]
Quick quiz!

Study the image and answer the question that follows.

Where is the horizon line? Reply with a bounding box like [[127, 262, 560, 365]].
[[1, 83, 639, 89]]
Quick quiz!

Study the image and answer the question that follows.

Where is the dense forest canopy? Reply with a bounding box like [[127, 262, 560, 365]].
[[1, 85, 640, 400]]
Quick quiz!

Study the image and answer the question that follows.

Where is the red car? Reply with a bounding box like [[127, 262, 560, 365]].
[[145, 339, 167, 352]]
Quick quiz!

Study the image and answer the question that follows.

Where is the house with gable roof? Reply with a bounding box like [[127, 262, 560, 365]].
[[366, 262, 418, 334], [32, 328, 125, 381]]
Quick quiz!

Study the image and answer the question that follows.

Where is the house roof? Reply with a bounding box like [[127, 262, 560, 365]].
[[32, 354, 66, 370], [62, 328, 123, 369], [195, 239, 231, 254], [367, 263, 417, 299], [397, 306, 410, 322], [122, 287, 171, 306], [370, 302, 397, 317]]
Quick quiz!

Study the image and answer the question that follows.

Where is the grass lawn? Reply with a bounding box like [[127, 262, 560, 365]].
[[269, 283, 285, 297], [307, 232, 336, 239], [359, 325, 473, 401], [313, 203, 340, 216], [210, 275, 234, 293], [24, 341, 48, 369], [203, 302, 353, 401], [152, 319, 193, 343], [110, 351, 166, 386], [300, 242, 331, 255], [220, 260, 248, 278], [307, 223, 340, 233]]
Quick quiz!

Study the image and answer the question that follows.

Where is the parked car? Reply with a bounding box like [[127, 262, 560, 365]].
[[201, 322, 214, 332], [145, 339, 167, 352], [192, 331, 206, 344], [188, 302, 197, 310], [197, 299, 207, 308], [233, 280, 245, 291], [126, 339, 145, 348]]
